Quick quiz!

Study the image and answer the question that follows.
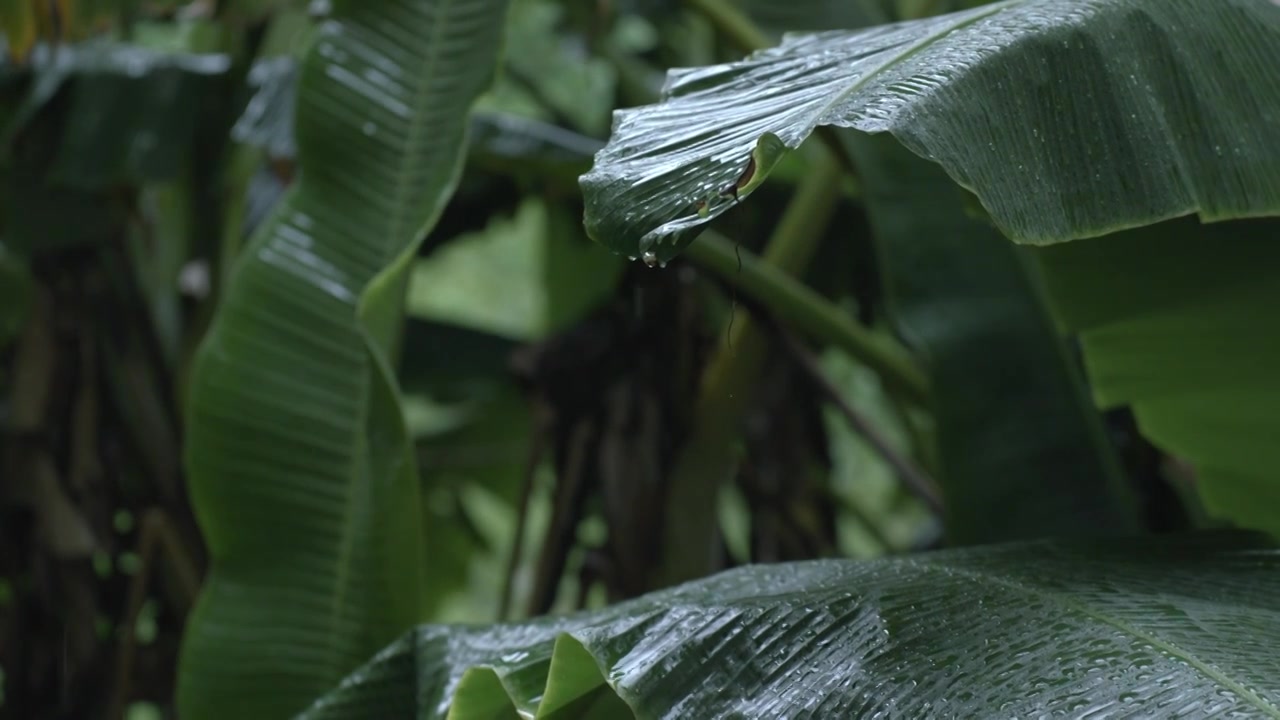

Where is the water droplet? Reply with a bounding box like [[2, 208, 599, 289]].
[[642, 251, 659, 267], [362, 122, 377, 137]]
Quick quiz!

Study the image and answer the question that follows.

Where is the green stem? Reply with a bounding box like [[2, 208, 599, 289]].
[[684, 0, 772, 52], [654, 151, 845, 588], [685, 232, 929, 405]]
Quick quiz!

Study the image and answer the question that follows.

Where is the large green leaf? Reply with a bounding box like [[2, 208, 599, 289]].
[[852, 134, 1139, 543], [302, 532, 1280, 718], [176, 0, 511, 717], [580, 0, 1280, 263], [1033, 219, 1280, 537]]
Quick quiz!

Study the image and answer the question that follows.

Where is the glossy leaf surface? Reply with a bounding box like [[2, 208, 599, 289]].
[[303, 533, 1280, 719], [176, 0, 510, 716], [580, 0, 1280, 262]]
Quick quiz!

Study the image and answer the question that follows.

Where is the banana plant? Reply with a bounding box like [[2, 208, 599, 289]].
[[175, 0, 511, 717], [293, 0, 1280, 715], [578, 0, 1280, 538], [303, 532, 1280, 718]]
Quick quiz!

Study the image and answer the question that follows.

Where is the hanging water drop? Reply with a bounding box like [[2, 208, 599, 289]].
[[642, 251, 659, 267]]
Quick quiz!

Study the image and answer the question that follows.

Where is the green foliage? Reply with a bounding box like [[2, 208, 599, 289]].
[[852, 134, 1139, 542], [408, 199, 623, 342], [577, 0, 1280, 537], [0, 243, 30, 348], [1035, 219, 1280, 537], [303, 533, 1280, 719], [580, 0, 1280, 263], [6, 0, 1280, 717], [175, 0, 511, 716], [1, 40, 230, 253]]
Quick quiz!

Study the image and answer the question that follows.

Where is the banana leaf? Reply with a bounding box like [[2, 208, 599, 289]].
[[579, 0, 1280, 264], [577, 0, 1280, 535], [176, 0, 511, 717], [302, 532, 1280, 719], [732, 0, 1143, 544]]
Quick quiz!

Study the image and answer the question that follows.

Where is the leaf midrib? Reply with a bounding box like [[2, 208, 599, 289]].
[[326, 0, 463, 686], [806, 0, 1013, 137]]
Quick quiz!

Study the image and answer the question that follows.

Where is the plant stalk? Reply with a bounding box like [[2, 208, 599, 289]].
[[776, 328, 942, 515], [684, 232, 929, 405], [653, 150, 844, 588], [684, 0, 772, 52]]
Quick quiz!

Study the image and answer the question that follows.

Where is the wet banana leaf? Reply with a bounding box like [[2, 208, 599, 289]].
[[176, 0, 511, 717], [579, 0, 1280, 263], [301, 532, 1280, 719], [734, 0, 1141, 544]]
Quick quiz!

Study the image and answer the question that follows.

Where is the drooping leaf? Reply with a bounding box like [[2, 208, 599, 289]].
[[852, 134, 1139, 543], [1033, 218, 1280, 538], [176, 0, 511, 718], [302, 532, 1280, 719], [736, 0, 1093, 549], [579, 0, 1280, 263]]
